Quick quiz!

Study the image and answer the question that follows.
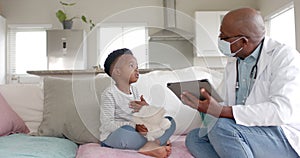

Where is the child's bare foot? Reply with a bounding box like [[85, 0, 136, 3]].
[[154, 139, 172, 147], [165, 140, 172, 156], [166, 140, 172, 147], [153, 139, 172, 156], [138, 141, 171, 158], [165, 145, 171, 157]]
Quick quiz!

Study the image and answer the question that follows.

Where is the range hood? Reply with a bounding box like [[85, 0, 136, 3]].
[[150, 0, 193, 41]]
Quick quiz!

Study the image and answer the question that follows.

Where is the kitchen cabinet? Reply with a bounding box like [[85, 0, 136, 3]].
[[194, 11, 227, 57]]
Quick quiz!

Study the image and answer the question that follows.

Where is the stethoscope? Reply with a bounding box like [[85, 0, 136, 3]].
[[235, 38, 265, 90]]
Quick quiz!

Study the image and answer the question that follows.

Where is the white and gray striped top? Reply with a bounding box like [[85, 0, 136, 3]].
[[99, 84, 139, 141]]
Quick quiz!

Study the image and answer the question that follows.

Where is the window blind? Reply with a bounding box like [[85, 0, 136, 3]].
[[7, 25, 51, 83]]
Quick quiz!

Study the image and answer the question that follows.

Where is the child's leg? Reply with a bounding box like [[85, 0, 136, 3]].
[[101, 125, 147, 150], [157, 116, 176, 146]]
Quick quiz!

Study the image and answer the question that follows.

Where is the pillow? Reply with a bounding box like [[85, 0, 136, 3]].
[[38, 76, 113, 144], [0, 134, 78, 158], [0, 92, 30, 136], [0, 84, 43, 135]]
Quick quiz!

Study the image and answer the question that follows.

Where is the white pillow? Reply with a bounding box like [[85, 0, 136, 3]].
[[135, 66, 223, 135], [0, 84, 44, 135]]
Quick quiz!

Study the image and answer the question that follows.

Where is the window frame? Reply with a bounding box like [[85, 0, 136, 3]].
[[97, 23, 149, 69], [6, 24, 51, 83], [265, 3, 295, 48]]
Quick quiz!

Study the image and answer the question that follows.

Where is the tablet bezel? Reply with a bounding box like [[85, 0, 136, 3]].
[[167, 79, 223, 102]]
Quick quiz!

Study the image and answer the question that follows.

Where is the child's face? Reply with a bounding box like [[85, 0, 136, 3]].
[[113, 54, 139, 84]]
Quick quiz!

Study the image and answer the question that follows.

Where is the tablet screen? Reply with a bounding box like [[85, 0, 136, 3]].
[[167, 79, 223, 102]]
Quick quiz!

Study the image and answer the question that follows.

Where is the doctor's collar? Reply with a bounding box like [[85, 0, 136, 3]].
[[237, 42, 262, 61]]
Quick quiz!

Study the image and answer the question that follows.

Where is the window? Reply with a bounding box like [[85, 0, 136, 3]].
[[98, 24, 149, 68], [7, 25, 50, 83], [266, 4, 295, 48]]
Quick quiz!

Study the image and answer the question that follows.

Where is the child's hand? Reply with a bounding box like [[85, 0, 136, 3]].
[[139, 95, 148, 106], [129, 95, 148, 112], [136, 124, 148, 136]]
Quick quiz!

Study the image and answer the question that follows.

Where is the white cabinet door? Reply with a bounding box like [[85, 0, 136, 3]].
[[98, 25, 148, 69], [195, 11, 227, 57], [0, 15, 6, 84]]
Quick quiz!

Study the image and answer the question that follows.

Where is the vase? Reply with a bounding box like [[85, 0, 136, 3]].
[[62, 20, 73, 29]]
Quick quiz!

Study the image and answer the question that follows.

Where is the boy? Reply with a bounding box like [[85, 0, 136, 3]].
[[99, 48, 176, 158]]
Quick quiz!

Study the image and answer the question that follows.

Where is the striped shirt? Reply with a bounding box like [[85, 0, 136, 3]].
[[99, 84, 139, 141]]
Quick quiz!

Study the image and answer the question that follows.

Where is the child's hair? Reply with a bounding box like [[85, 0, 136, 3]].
[[104, 48, 133, 76]]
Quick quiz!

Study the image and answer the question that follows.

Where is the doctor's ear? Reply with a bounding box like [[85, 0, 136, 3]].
[[241, 37, 249, 47], [242, 37, 249, 43]]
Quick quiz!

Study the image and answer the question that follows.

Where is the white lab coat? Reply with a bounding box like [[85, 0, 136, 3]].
[[222, 37, 300, 156]]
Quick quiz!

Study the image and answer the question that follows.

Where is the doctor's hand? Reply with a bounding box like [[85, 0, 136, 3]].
[[181, 88, 233, 118]]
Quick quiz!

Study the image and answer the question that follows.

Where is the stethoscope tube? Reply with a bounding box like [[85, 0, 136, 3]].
[[235, 38, 265, 90]]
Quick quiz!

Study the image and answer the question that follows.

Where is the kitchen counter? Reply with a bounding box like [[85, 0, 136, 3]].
[[27, 68, 171, 76]]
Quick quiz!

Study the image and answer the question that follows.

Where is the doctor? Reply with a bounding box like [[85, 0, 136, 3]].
[[182, 7, 300, 158]]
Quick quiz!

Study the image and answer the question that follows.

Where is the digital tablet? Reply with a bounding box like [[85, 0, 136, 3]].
[[167, 79, 223, 102]]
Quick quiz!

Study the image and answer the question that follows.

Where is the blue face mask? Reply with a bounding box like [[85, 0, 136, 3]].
[[218, 37, 244, 57]]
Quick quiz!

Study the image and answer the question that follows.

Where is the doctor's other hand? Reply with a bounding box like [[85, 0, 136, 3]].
[[181, 88, 226, 118]]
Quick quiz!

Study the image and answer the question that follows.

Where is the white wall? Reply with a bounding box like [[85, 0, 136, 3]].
[[294, 0, 300, 51], [0, 0, 257, 31], [0, 0, 259, 70], [258, 0, 293, 16], [0, 0, 163, 31]]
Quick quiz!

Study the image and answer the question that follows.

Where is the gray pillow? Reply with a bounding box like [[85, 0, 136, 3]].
[[38, 76, 113, 144]]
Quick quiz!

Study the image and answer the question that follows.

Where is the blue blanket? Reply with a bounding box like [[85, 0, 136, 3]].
[[0, 134, 78, 158]]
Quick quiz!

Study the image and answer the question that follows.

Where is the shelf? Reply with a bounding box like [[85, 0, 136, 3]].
[[27, 68, 171, 76]]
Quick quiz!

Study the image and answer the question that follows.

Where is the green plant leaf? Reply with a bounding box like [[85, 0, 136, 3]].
[[69, 17, 79, 21], [56, 10, 67, 23], [56, 1, 95, 31], [81, 16, 87, 23]]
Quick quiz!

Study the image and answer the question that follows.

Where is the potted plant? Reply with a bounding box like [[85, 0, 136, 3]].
[[56, 1, 95, 30]]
